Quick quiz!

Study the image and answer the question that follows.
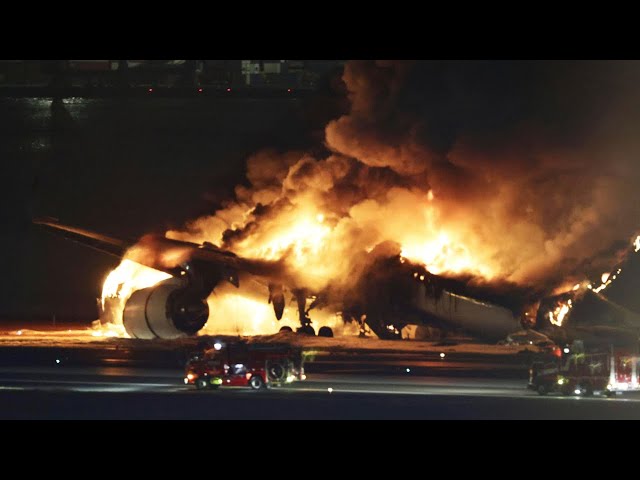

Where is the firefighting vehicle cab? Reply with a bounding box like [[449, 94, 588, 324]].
[[184, 341, 305, 390], [528, 344, 640, 397]]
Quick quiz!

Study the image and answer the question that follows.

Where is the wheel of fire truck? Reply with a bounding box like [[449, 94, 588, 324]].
[[580, 382, 594, 396], [297, 325, 316, 336], [249, 375, 265, 390], [318, 326, 334, 338], [537, 384, 548, 396], [268, 362, 286, 381], [196, 378, 209, 390], [279, 326, 293, 333]]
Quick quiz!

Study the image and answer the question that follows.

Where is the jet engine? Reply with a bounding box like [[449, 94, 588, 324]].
[[122, 278, 209, 339]]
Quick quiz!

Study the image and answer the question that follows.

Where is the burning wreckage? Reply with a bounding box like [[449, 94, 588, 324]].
[[33, 217, 529, 340], [32, 62, 640, 345], [32, 217, 640, 344]]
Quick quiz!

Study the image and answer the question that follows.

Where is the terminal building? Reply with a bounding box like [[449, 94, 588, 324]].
[[0, 60, 343, 91]]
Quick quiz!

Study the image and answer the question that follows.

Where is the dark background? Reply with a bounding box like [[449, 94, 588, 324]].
[[0, 85, 345, 323]]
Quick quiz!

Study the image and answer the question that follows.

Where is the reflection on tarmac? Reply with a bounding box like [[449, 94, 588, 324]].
[[1, 365, 640, 419], [0, 337, 638, 418], [1, 366, 639, 403]]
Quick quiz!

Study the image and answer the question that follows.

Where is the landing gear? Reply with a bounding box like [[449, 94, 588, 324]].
[[356, 312, 402, 340], [289, 290, 334, 338], [294, 288, 316, 336]]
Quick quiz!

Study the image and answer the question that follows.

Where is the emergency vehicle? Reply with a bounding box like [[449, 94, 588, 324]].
[[528, 344, 640, 397], [184, 341, 306, 390]]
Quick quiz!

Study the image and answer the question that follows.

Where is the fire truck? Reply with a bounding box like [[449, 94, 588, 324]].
[[528, 344, 640, 397], [184, 341, 306, 390]]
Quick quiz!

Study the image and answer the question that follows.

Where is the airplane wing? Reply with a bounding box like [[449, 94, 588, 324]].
[[32, 216, 286, 280], [33, 217, 297, 339], [33, 217, 131, 259]]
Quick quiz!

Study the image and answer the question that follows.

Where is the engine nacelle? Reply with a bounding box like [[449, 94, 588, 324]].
[[123, 278, 209, 339]]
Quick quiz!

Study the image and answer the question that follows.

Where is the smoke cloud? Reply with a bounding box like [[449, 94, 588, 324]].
[[168, 60, 640, 298]]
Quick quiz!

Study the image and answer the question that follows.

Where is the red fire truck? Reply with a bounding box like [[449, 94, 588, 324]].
[[184, 341, 306, 390], [528, 345, 640, 397]]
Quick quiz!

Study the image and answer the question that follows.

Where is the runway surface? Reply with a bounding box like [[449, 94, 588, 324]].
[[1, 364, 640, 419], [0, 331, 637, 419]]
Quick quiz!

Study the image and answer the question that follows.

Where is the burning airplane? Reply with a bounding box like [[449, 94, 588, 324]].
[[34, 61, 640, 342], [34, 216, 540, 340]]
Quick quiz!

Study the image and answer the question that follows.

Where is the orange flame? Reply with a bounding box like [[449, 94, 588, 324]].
[[99, 259, 171, 334], [401, 231, 494, 278], [201, 291, 357, 337], [237, 212, 331, 263], [549, 299, 572, 327]]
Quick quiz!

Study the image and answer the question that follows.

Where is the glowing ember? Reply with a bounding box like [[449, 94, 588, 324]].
[[556, 233, 640, 302], [586, 234, 640, 294], [591, 267, 622, 293]]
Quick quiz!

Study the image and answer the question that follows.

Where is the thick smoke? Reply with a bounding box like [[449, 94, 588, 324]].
[[168, 60, 640, 297]]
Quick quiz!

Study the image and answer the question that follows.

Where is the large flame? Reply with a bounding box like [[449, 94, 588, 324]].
[[98, 259, 171, 334], [101, 259, 171, 309], [99, 167, 640, 337], [232, 207, 332, 270], [401, 231, 494, 278], [201, 290, 357, 336], [99, 193, 504, 337]]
